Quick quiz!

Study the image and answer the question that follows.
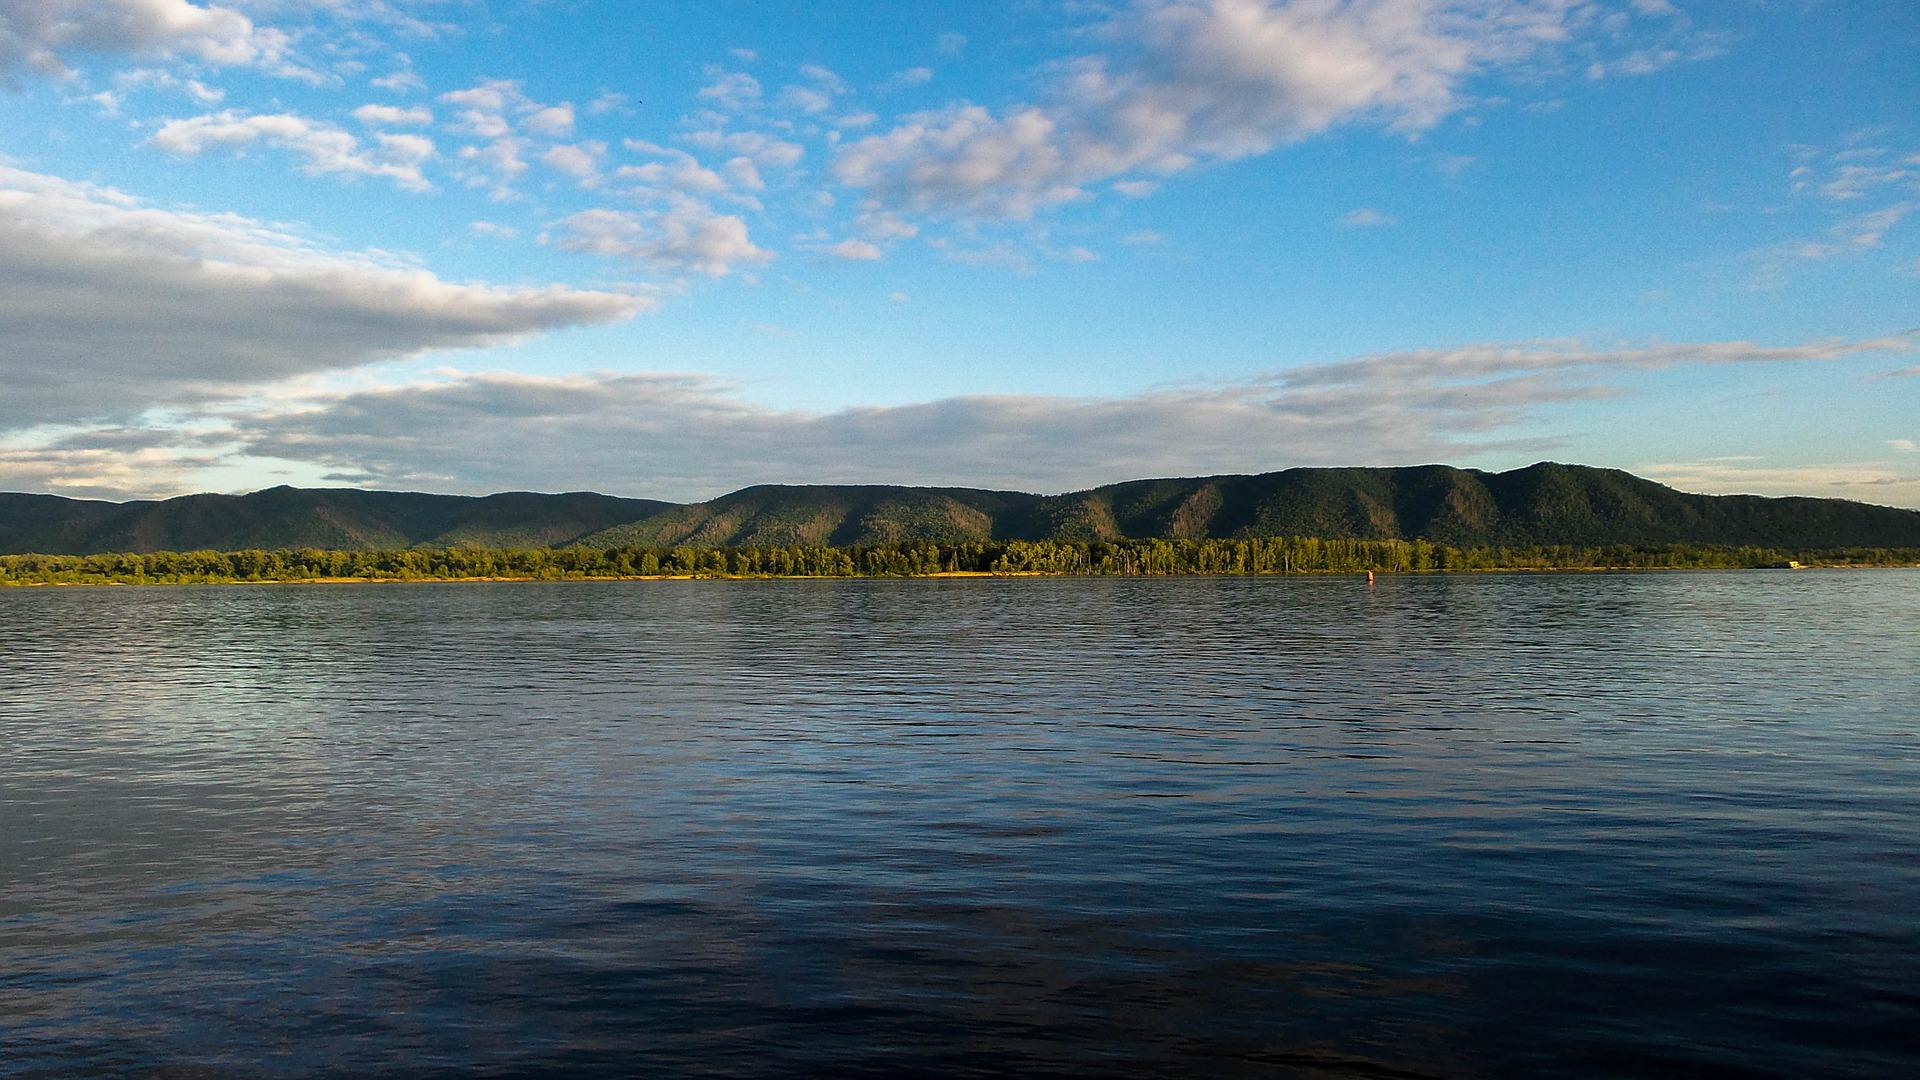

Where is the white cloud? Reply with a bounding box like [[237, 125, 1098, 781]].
[[835, 0, 1588, 219], [469, 219, 517, 239], [856, 209, 919, 242], [371, 67, 425, 93], [1891, 439, 1918, 453], [150, 109, 436, 190], [456, 135, 528, 197], [523, 103, 575, 136], [0, 0, 290, 81], [437, 79, 585, 196], [0, 164, 647, 430], [440, 78, 521, 134], [1791, 145, 1917, 202], [1340, 207, 1396, 227], [1278, 337, 1913, 388], [697, 69, 762, 111], [550, 205, 772, 278], [776, 65, 848, 114], [353, 103, 432, 126], [1840, 202, 1913, 249], [587, 90, 631, 115], [825, 238, 882, 260], [0, 440, 229, 502], [722, 156, 764, 191], [113, 66, 224, 102], [541, 140, 606, 186], [1820, 164, 1913, 201], [614, 142, 758, 208], [778, 85, 833, 114], [1639, 460, 1920, 505], [880, 66, 934, 91], [223, 335, 1920, 502], [1755, 200, 1916, 284], [683, 128, 804, 168], [936, 32, 967, 57], [615, 160, 726, 198]]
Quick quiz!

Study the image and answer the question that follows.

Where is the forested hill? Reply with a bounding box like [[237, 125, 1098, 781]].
[[4, 463, 1918, 554], [0, 487, 673, 555]]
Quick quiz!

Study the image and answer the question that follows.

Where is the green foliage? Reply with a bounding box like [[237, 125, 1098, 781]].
[[2, 539, 1913, 586], [5, 464, 1918, 558]]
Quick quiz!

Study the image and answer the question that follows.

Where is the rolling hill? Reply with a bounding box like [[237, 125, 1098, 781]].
[[0, 487, 673, 555], [3, 463, 1916, 555]]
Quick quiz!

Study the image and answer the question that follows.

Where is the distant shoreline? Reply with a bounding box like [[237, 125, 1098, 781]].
[[7, 565, 1915, 588], [7, 536, 1916, 587]]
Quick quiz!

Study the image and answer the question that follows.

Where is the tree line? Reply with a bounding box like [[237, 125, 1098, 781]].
[[1, 537, 1915, 585]]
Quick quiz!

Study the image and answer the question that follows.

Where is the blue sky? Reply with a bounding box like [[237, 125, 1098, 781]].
[[0, 0, 1915, 504]]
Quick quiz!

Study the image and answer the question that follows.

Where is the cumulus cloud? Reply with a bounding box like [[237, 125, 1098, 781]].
[[523, 102, 575, 136], [834, 0, 1594, 219], [697, 69, 761, 111], [220, 336, 1920, 501], [823, 238, 882, 260], [614, 142, 737, 202], [541, 140, 606, 186], [438, 78, 583, 196], [371, 67, 425, 93], [549, 205, 772, 277], [0, 0, 289, 82], [150, 109, 436, 190], [352, 103, 432, 126], [683, 128, 804, 168], [0, 164, 648, 430], [773, 64, 847, 114]]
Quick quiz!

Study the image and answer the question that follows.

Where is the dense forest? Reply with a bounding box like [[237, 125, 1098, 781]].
[[3, 538, 1914, 585], [5, 463, 1918, 556]]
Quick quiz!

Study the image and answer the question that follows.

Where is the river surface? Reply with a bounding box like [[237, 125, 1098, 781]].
[[2, 573, 1917, 1078]]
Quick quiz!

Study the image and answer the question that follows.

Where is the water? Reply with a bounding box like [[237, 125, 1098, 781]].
[[2, 573, 1917, 1078]]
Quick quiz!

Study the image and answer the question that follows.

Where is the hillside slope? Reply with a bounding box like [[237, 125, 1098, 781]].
[[4, 464, 1917, 554], [0, 487, 674, 554]]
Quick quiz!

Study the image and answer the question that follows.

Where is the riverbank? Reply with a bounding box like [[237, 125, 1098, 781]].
[[5, 565, 1915, 587], [5, 536, 1916, 587]]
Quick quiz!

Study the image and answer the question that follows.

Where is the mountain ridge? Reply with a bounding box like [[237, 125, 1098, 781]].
[[3, 463, 1916, 554]]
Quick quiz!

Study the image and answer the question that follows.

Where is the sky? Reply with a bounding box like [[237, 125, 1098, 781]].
[[0, 0, 1915, 506]]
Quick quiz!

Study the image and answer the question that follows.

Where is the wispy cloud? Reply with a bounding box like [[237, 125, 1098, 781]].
[[151, 110, 437, 191], [0, 164, 646, 431], [547, 206, 771, 278], [212, 336, 1919, 502], [1640, 460, 1920, 505], [1340, 208, 1396, 228], [833, 0, 1634, 220]]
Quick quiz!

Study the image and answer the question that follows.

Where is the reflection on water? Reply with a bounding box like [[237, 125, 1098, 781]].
[[2, 573, 1917, 1077]]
